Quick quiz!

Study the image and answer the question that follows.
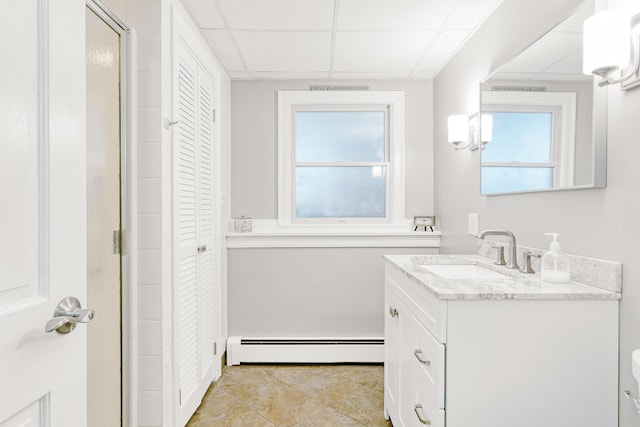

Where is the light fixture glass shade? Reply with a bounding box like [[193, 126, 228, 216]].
[[448, 114, 469, 144], [583, 9, 631, 77], [480, 114, 493, 143]]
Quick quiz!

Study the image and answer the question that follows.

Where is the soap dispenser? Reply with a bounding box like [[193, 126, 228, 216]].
[[541, 233, 571, 283]]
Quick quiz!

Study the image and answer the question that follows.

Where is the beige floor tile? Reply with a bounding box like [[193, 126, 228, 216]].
[[186, 364, 391, 427]]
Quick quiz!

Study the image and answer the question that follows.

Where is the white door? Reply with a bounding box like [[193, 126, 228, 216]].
[[173, 8, 217, 423], [0, 0, 89, 426]]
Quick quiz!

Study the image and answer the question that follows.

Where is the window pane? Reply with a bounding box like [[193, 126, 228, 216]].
[[296, 166, 386, 218], [483, 112, 552, 163], [295, 111, 385, 162], [481, 167, 553, 194]]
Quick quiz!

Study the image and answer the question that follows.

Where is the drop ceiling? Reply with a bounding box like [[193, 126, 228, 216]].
[[181, 0, 504, 80]]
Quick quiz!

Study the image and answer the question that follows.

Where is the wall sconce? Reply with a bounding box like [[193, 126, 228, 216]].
[[583, 9, 640, 90], [447, 114, 470, 149], [448, 113, 493, 151]]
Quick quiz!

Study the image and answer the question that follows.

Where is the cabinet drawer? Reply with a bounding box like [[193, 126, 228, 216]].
[[408, 315, 445, 409], [402, 383, 446, 427], [385, 262, 447, 342]]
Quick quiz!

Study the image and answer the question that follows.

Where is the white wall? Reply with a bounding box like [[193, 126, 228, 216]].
[[433, 0, 640, 424]]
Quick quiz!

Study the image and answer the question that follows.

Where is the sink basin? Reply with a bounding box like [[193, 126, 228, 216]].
[[420, 264, 508, 280]]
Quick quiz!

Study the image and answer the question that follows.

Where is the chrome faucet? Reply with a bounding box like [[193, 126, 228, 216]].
[[478, 230, 519, 270]]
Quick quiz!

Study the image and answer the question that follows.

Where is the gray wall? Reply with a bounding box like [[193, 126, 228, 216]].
[[230, 79, 434, 219], [433, 0, 640, 424], [228, 79, 436, 338], [228, 247, 436, 337]]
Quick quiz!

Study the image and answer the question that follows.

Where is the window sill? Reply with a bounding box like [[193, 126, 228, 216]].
[[225, 220, 441, 249]]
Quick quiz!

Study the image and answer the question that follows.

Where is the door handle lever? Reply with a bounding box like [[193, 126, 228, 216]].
[[45, 312, 94, 333], [45, 297, 95, 334]]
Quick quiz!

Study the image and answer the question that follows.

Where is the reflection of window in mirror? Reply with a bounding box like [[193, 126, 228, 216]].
[[481, 91, 576, 194], [482, 111, 555, 194]]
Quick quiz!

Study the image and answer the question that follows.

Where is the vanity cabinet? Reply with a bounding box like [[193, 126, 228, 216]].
[[384, 260, 619, 427]]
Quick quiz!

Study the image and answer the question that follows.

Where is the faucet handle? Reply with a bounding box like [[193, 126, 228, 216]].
[[520, 250, 541, 274], [491, 245, 507, 266]]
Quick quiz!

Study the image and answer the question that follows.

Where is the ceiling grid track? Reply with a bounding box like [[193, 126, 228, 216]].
[[211, 0, 253, 79], [328, 0, 340, 79], [409, 0, 461, 79]]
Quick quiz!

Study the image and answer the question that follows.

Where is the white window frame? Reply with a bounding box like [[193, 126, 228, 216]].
[[278, 91, 405, 227], [481, 91, 577, 188]]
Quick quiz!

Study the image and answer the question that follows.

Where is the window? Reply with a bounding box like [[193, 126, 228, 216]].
[[278, 91, 405, 226], [481, 91, 576, 194]]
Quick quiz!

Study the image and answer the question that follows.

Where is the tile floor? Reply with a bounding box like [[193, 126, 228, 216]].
[[186, 364, 393, 426]]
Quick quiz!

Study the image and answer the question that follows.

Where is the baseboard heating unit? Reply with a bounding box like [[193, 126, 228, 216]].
[[226, 337, 384, 365]]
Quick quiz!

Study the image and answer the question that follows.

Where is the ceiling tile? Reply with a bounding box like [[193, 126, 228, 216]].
[[201, 30, 245, 71], [331, 72, 411, 79], [252, 71, 330, 79], [229, 71, 251, 79], [416, 30, 469, 71], [182, 0, 225, 29], [333, 31, 436, 72], [500, 33, 582, 74], [554, 1, 593, 33], [530, 73, 591, 82], [338, 0, 454, 30], [410, 71, 436, 79], [234, 31, 332, 72], [543, 48, 583, 74], [445, 0, 502, 28], [489, 72, 537, 81], [217, 0, 334, 30]]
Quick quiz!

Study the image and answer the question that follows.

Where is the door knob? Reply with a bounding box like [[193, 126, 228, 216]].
[[45, 297, 95, 334]]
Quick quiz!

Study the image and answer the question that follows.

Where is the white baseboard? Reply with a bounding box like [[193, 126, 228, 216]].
[[226, 336, 384, 365]]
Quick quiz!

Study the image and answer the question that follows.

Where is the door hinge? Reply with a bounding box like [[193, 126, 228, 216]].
[[212, 109, 216, 122], [112, 229, 127, 255], [179, 388, 182, 405], [214, 342, 217, 355]]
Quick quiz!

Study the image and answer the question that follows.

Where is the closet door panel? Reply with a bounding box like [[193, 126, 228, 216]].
[[174, 39, 201, 423], [196, 66, 216, 383]]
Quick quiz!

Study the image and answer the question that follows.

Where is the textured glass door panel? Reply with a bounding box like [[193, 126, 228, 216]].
[[86, 8, 121, 427], [481, 167, 553, 194], [483, 112, 552, 163], [0, 0, 40, 304], [295, 111, 385, 162], [296, 166, 386, 218]]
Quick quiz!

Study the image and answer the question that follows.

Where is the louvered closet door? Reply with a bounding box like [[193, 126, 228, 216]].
[[196, 65, 216, 390], [173, 37, 216, 426]]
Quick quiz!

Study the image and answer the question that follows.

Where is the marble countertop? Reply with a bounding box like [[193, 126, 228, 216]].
[[384, 254, 621, 301]]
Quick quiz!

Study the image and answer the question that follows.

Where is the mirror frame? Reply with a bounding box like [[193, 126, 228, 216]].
[[479, 1, 607, 196]]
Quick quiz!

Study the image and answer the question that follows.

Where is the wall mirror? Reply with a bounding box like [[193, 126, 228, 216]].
[[480, 0, 607, 195]]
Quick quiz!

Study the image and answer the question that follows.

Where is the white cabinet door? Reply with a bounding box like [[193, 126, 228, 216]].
[[0, 0, 88, 426], [384, 285, 402, 424]]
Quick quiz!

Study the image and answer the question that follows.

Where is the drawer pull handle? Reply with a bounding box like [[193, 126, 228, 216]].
[[414, 404, 431, 425], [389, 307, 399, 318], [414, 349, 431, 365]]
